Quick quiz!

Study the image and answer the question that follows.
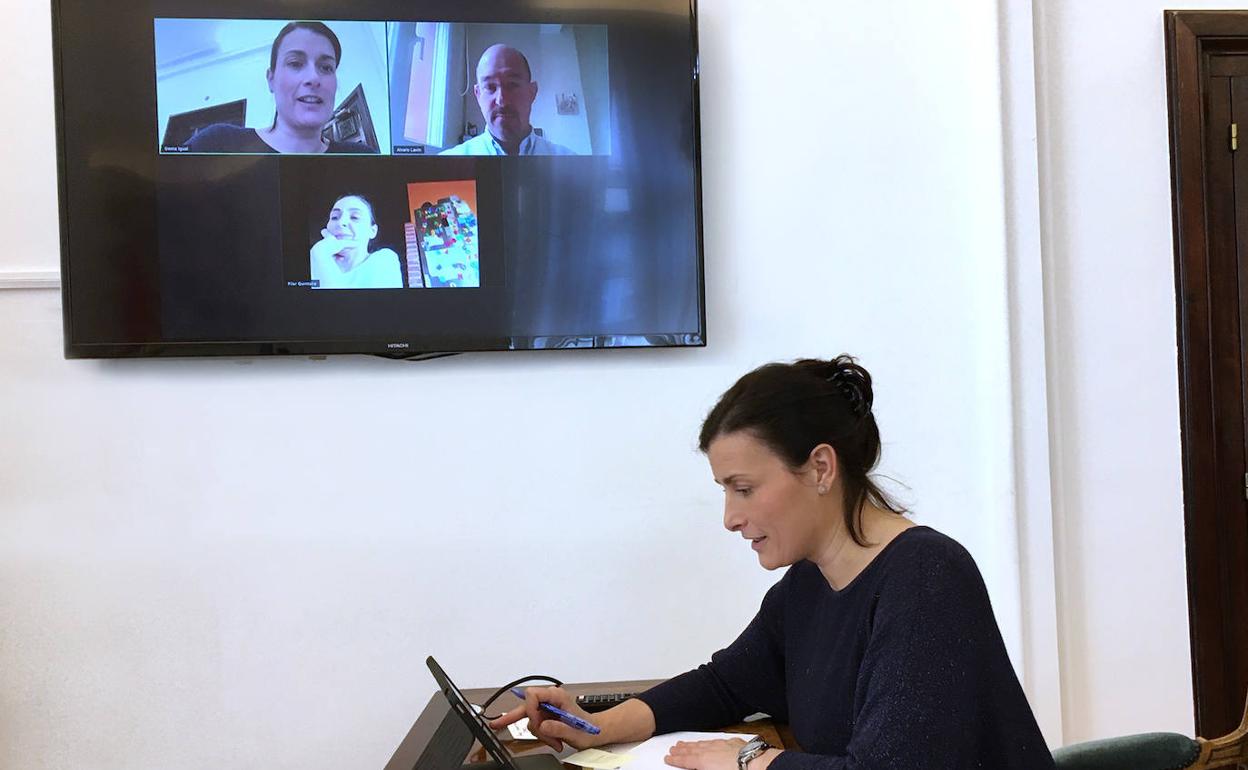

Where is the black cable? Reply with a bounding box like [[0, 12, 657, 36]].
[[478, 674, 564, 720]]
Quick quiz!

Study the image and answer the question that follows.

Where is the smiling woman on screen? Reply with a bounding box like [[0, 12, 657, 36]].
[[491, 356, 1056, 770], [310, 194, 401, 289], [187, 21, 373, 154]]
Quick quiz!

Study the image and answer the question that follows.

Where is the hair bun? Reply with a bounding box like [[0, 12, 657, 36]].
[[826, 355, 873, 417]]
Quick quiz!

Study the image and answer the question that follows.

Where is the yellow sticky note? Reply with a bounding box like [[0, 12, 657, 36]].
[[564, 748, 634, 769]]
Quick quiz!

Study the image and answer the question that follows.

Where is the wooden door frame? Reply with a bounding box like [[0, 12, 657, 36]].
[[1166, 10, 1248, 738]]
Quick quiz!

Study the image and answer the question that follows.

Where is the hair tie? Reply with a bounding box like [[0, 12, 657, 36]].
[[828, 368, 871, 417]]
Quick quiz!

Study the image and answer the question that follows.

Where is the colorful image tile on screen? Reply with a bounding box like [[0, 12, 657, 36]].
[[406, 181, 480, 288], [388, 22, 610, 156], [154, 18, 392, 155]]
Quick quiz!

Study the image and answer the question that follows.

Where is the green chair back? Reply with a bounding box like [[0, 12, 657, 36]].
[[1051, 732, 1201, 770]]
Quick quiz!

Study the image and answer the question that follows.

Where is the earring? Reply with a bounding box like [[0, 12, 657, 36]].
[[817, 485, 827, 495]]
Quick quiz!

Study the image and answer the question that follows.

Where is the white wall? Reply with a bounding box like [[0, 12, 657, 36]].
[[0, 0, 1202, 766], [1033, 0, 1206, 742], [8, 0, 58, 277]]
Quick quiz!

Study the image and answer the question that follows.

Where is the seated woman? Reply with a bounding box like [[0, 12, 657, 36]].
[[492, 356, 1055, 770], [188, 21, 374, 154], [310, 194, 402, 289]]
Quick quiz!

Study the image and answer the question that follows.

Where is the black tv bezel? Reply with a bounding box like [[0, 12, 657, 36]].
[[51, 0, 706, 360]]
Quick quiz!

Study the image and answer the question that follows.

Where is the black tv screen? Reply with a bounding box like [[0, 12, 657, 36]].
[[51, 0, 704, 358]]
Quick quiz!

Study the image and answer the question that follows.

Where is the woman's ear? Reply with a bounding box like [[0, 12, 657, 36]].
[[808, 444, 839, 494], [266, 69, 275, 93]]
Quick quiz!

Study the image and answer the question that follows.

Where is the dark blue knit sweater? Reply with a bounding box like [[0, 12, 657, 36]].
[[636, 527, 1055, 769]]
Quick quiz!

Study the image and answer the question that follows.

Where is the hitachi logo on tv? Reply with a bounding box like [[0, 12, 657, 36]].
[[386, 342, 410, 349]]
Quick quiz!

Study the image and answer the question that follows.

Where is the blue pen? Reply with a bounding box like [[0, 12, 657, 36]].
[[510, 687, 602, 735]]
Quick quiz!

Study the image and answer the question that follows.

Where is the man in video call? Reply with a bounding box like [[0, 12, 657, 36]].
[[440, 44, 577, 156]]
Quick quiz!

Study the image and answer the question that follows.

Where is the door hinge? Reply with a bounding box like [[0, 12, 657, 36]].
[[1232, 123, 1239, 151], [1243, 472, 1247, 500]]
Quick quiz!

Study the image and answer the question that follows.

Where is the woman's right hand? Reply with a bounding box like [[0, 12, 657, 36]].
[[310, 229, 344, 264], [487, 686, 605, 752]]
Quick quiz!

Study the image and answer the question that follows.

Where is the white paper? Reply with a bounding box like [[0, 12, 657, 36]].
[[604, 731, 756, 770], [564, 748, 634, 769], [507, 717, 538, 741]]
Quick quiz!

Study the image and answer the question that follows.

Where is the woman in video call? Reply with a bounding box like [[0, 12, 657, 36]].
[[310, 194, 402, 289], [187, 21, 373, 154], [492, 356, 1055, 770]]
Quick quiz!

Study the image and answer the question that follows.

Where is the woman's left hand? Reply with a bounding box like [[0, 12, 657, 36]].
[[664, 738, 746, 770]]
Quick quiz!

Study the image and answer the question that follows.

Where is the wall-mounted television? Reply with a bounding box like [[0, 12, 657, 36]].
[[51, 0, 704, 358]]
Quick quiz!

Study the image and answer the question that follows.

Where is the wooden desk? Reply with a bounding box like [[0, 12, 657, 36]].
[[458, 680, 791, 765]]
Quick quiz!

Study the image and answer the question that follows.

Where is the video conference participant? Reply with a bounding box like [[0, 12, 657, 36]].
[[491, 356, 1056, 770], [440, 44, 576, 156], [310, 194, 402, 289], [188, 21, 375, 154]]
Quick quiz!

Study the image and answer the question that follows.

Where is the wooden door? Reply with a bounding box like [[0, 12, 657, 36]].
[[1168, 13, 1248, 739]]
